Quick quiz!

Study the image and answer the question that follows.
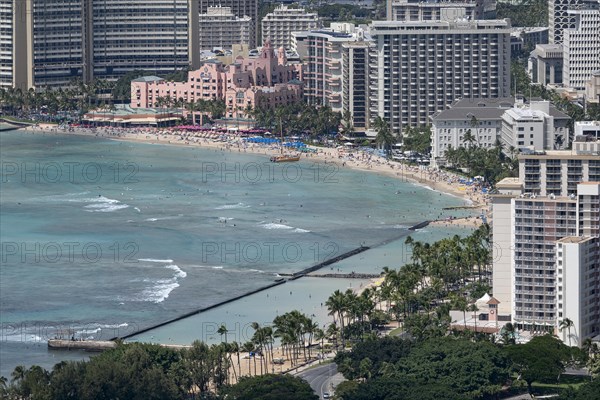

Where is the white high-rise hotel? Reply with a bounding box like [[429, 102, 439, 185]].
[[368, 19, 511, 134], [262, 5, 319, 51], [492, 142, 600, 346], [562, 0, 600, 91], [4, 0, 197, 89]]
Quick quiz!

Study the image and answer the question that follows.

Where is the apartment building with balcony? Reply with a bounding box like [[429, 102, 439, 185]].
[[131, 41, 302, 118], [261, 5, 319, 51], [368, 19, 511, 135], [0, 0, 13, 88], [342, 41, 372, 131], [303, 30, 362, 114], [91, 0, 191, 82], [198, 7, 251, 51], [518, 145, 600, 197], [6, 0, 200, 89], [556, 234, 600, 345], [562, 1, 600, 92], [492, 177, 600, 344], [199, 0, 258, 48]]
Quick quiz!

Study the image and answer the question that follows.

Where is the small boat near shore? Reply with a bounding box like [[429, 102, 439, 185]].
[[270, 154, 300, 163], [270, 114, 300, 163]]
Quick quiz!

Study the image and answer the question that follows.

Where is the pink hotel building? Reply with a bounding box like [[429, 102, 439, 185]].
[[130, 41, 303, 119]]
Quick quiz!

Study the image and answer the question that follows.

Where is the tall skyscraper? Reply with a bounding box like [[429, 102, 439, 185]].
[[5, 0, 200, 89], [368, 19, 511, 135], [492, 144, 600, 345], [549, 0, 581, 44], [91, 0, 190, 82], [562, 0, 600, 91]]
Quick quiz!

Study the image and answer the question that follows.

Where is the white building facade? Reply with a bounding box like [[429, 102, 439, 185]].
[[261, 5, 319, 51], [430, 98, 569, 166], [368, 19, 511, 135], [5, 0, 200, 89], [198, 7, 251, 50], [562, 1, 600, 91], [492, 174, 600, 345], [500, 101, 570, 153]]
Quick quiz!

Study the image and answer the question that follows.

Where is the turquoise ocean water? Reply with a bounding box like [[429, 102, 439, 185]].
[[0, 130, 474, 377]]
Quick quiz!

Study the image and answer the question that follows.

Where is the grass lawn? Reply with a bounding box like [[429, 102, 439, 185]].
[[388, 326, 404, 336]]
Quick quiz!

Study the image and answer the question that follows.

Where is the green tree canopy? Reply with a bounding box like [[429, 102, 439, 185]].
[[221, 374, 318, 400]]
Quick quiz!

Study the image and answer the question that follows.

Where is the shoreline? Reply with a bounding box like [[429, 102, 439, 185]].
[[3, 123, 487, 378], [19, 124, 490, 216]]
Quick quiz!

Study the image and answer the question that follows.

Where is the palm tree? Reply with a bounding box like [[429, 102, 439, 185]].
[[10, 365, 25, 384], [326, 290, 348, 348], [217, 324, 228, 344], [462, 129, 476, 147], [230, 341, 243, 380], [559, 318, 575, 346], [340, 109, 355, 139], [373, 116, 395, 157], [242, 341, 256, 376]]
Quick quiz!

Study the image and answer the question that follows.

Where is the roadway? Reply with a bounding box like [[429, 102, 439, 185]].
[[296, 362, 345, 399]]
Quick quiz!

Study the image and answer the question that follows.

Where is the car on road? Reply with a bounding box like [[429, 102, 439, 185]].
[[322, 393, 331, 399]]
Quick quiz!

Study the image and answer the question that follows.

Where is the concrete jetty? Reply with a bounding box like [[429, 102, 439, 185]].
[[408, 220, 430, 230], [307, 273, 381, 279], [116, 280, 286, 340], [48, 339, 192, 352], [289, 246, 371, 280], [48, 339, 116, 351]]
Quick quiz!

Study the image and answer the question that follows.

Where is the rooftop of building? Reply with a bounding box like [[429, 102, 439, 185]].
[[496, 177, 522, 187], [557, 236, 596, 244], [517, 146, 600, 159], [504, 107, 546, 120], [430, 98, 514, 121], [131, 76, 163, 83], [575, 120, 600, 127], [369, 18, 511, 30]]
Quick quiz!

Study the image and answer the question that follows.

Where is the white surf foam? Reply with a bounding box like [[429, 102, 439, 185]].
[[141, 279, 180, 303], [166, 264, 187, 278], [260, 223, 310, 233], [261, 223, 294, 230], [75, 196, 129, 212], [215, 202, 250, 210], [131, 261, 186, 303]]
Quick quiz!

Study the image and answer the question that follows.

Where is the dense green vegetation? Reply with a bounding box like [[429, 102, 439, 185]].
[[332, 334, 597, 400], [251, 102, 341, 137], [496, 0, 548, 27], [221, 374, 317, 400], [402, 126, 432, 155], [444, 138, 518, 185], [335, 337, 511, 399]]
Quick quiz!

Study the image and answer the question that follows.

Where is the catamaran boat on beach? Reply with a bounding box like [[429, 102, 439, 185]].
[[270, 154, 300, 163]]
